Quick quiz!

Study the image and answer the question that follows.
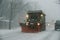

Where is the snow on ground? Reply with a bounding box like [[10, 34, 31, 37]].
[[0, 27, 21, 37], [46, 31, 60, 40], [0, 27, 60, 40], [0, 27, 21, 34], [2, 30, 54, 40]]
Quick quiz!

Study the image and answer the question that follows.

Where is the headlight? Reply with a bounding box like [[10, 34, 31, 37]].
[[48, 23, 50, 26], [26, 22, 29, 25], [41, 14, 43, 17], [37, 23, 40, 26], [26, 14, 29, 18]]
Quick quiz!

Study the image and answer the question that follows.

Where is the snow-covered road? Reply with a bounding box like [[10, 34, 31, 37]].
[[0, 30, 60, 40], [46, 31, 60, 40]]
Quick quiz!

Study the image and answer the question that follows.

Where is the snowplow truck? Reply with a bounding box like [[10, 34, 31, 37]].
[[19, 10, 46, 32]]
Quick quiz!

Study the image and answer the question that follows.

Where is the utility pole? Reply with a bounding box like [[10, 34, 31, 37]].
[[9, 0, 13, 29]]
